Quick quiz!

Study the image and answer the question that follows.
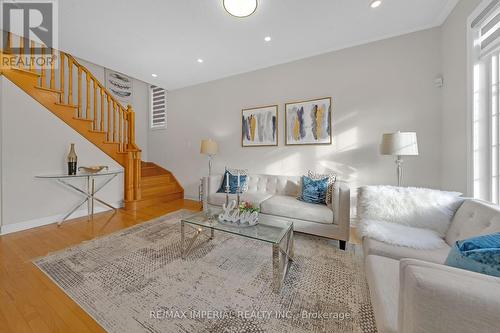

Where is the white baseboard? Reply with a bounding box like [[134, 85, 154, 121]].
[[0, 201, 123, 235]]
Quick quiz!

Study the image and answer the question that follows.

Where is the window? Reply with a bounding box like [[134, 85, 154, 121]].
[[471, 0, 500, 203], [150, 85, 167, 129]]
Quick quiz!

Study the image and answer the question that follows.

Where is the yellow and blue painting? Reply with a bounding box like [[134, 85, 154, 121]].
[[242, 105, 278, 147], [285, 98, 332, 145]]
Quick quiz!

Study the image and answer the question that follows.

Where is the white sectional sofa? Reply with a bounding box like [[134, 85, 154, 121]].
[[203, 174, 351, 249], [360, 198, 500, 333]]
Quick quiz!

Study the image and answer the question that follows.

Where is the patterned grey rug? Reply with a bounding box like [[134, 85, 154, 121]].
[[34, 210, 376, 333]]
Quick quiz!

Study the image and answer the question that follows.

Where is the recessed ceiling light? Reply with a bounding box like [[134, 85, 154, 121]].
[[223, 0, 258, 18], [197, 58, 204, 63], [370, 0, 382, 8], [151, 74, 158, 78], [264, 36, 271, 42]]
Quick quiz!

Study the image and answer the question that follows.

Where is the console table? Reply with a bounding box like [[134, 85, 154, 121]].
[[36, 170, 123, 225]]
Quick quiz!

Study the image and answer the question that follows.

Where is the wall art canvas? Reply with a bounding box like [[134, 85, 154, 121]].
[[285, 97, 332, 145], [242, 105, 278, 147], [105, 69, 133, 106]]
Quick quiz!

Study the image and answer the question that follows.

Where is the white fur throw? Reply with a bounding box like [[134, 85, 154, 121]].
[[358, 186, 464, 238], [359, 220, 448, 249]]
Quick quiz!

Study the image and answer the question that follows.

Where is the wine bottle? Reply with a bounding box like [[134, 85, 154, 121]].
[[67, 143, 77, 175]]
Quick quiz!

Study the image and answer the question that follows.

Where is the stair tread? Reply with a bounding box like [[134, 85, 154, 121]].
[[36, 86, 61, 94], [12, 67, 40, 77], [55, 102, 78, 108], [73, 117, 93, 122]]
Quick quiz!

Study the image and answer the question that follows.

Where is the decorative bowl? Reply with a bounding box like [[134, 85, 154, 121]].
[[78, 166, 109, 174]]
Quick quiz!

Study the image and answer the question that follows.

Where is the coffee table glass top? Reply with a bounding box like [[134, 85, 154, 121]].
[[182, 209, 293, 244]]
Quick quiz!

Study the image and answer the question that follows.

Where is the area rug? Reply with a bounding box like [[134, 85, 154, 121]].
[[34, 210, 377, 333]]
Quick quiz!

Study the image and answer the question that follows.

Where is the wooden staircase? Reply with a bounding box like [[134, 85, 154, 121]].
[[128, 162, 184, 210], [0, 31, 183, 209]]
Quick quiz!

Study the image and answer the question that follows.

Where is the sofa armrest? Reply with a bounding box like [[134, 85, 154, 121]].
[[398, 259, 500, 333], [203, 175, 222, 198], [333, 181, 350, 239]]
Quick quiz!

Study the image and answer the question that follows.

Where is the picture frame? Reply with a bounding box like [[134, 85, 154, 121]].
[[285, 97, 332, 146], [241, 105, 278, 147]]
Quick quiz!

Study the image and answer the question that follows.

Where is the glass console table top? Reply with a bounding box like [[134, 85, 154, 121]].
[[182, 209, 293, 244], [36, 170, 123, 179]]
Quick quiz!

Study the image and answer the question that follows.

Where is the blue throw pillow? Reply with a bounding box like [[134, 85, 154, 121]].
[[445, 233, 500, 278], [217, 170, 248, 194], [299, 176, 328, 205]]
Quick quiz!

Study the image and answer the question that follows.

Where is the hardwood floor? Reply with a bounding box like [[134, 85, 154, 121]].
[[0, 199, 201, 333], [0, 199, 360, 332]]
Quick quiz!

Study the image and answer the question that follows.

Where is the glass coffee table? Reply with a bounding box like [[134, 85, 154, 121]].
[[181, 210, 294, 292]]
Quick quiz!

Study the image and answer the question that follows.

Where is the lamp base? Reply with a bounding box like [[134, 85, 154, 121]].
[[395, 156, 403, 187]]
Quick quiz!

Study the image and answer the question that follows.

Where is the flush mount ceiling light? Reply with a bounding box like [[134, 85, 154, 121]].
[[197, 58, 204, 63], [264, 36, 271, 42], [370, 0, 382, 8], [151, 74, 158, 78], [223, 0, 258, 18]]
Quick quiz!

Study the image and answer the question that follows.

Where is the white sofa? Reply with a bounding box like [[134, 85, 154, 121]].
[[203, 174, 351, 249], [360, 197, 500, 333]]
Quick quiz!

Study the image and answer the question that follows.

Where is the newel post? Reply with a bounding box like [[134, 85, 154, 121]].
[[127, 105, 136, 149], [125, 151, 134, 202]]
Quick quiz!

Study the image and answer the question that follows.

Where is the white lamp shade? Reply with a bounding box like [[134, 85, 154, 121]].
[[380, 132, 419, 156], [200, 139, 218, 155]]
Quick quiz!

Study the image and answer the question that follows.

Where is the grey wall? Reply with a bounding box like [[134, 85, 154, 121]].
[[149, 28, 444, 204], [441, 0, 482, 195]]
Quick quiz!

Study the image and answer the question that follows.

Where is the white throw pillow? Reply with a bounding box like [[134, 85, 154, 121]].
[[359, 220, 448, 249], [358, 186, 464, 237]]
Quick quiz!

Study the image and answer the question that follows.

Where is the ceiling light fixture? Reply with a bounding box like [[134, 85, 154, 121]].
[[197, 58, 204, 63], [223, 0, 258, 18], [264, 36, 271, 42], [370, 0, 382, 8], [151, 74, 158, 78]]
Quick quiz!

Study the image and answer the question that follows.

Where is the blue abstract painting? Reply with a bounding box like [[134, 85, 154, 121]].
[[285, 98, 332, 145], [242, 105, 278, 147]]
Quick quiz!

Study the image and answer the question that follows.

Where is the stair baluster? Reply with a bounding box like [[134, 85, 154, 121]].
[[107, 95, 112, 141], [93, 81, 98, 130], [60, 53, 65, 102], [19, 36, 24, 61], [40, 47, 46, 87], [77, 67, 82, 117], [85, 71, 90, 120], [50, 48, 55, 89], [100, 88, 105, 131], [68, 57, 73, 105], [29, 41, 35, 72], [6, 31, 11, 53], [113, 101, 118, 142]]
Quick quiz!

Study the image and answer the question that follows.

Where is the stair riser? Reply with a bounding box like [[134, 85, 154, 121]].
[[127, 192, 184, 210], [141, 185, 182, 197]]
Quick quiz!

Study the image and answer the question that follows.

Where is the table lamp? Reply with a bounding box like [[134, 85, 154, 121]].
[[200, 139, 218, 176], [380, 131, 419, 186]]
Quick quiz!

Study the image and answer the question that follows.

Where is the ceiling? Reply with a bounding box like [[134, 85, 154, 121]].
[[58, 0, 458, 90]]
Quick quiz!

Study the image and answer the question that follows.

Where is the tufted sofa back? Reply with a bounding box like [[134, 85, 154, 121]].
[[445, 199, 500, 245], [245, 174, 301, 196]]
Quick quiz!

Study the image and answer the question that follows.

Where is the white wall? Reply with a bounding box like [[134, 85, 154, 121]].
[[441, 0, 482, 195], [148, 28, 443, 202], [0, 77, 125, 233]]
